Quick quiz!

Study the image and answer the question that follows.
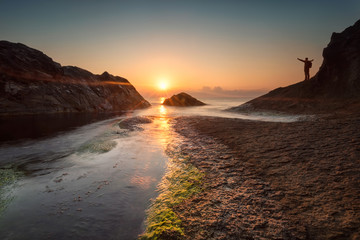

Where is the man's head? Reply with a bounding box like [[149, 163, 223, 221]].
[[305, 57, 308, 60]]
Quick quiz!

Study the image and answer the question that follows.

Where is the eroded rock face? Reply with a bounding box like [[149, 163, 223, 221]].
[[231, 19, 360, 113], [162, 92, 206, 107], [0, 41, 150, 115]]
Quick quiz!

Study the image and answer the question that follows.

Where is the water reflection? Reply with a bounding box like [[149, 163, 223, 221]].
[[0, 113, 122, 144], [130, 175, 157, 190], [153, 105, 172, 147], [159, 105, 167, 116], [0, 113, 169, 239], [160, 97, 166, 104]]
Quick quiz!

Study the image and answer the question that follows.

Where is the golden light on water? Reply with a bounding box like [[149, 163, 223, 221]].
[[130, 175, 156, 190], [159, 105, 167, 116], [155, 104, 170, 146]]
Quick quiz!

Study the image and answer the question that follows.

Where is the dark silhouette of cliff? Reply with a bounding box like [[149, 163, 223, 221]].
[[231, 19, 360, 114], [0, 41, 150, 115], [162, 92, 206, 107]]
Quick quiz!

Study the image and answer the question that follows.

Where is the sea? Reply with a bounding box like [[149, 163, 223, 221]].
[[0, 97, 303, 240]]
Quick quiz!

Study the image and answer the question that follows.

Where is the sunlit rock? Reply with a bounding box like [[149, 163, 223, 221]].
[[0, 41, 150, 115], [163, 92, 206, 107]]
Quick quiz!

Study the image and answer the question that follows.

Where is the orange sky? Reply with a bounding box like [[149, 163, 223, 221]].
[[1, 1, 360, 98], [51, 33, 322, 97]]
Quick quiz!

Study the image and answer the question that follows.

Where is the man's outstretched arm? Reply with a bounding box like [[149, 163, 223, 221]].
[[297, 58, 305, 62]]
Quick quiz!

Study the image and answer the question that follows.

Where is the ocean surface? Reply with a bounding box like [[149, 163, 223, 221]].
[[0, 98, 303, 239]]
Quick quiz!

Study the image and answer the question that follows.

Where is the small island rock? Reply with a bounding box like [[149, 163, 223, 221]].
[[162, 92, 206, 107]]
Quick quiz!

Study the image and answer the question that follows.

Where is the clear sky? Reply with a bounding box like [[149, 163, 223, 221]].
[[1, 0, 359, 97]]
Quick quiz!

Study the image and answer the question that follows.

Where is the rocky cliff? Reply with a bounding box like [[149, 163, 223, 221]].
[[231, 19, 360, 114], [0, 41, 150, 115], [163, 92, 206, 107]]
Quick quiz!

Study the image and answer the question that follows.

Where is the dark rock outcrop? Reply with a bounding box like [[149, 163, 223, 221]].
[[231, 19, 360, 114], [162, 92, 206, 107], [0, 41, 150, 115]]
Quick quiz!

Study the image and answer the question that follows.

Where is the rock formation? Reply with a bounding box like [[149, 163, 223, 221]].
[[231, 19, 360, 114], [0, 41, 150, 115], [162, 92, 206, 107]]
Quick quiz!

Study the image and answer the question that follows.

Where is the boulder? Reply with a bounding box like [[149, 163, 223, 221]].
[[162, 92, 206, 107], [230, 19, 360, 114], [0, 41, 150, 115]]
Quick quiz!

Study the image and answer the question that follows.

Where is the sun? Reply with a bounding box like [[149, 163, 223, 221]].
[[158, 81, 168, 91]]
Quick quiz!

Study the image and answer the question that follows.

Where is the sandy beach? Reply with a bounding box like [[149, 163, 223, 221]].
[[171, 114, 360, 239]]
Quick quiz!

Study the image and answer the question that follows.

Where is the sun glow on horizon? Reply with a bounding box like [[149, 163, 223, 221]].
[[157, 79, 169, 91]]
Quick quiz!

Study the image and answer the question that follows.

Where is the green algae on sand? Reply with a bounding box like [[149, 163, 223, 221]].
[[79, 116, 153, 154], [78, 121, 125, 153], [0, 168, 23, 214], [140, 144, 204, 240]]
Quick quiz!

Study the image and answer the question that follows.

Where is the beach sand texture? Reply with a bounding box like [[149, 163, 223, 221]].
[[172, 114, 360, 239]]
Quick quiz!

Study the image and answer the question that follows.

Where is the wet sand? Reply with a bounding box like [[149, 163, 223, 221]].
[[171, 114, 360, 239]]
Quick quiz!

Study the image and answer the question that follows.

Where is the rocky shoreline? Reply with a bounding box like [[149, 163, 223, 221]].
[[170, 114, 360, 239]]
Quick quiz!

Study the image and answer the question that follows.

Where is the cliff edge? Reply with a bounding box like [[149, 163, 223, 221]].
[[231, 19, 360, 114], [0, 41, 150, 115]]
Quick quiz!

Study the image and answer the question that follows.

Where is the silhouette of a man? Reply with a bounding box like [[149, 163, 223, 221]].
[[297, 57, 313, 80]]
